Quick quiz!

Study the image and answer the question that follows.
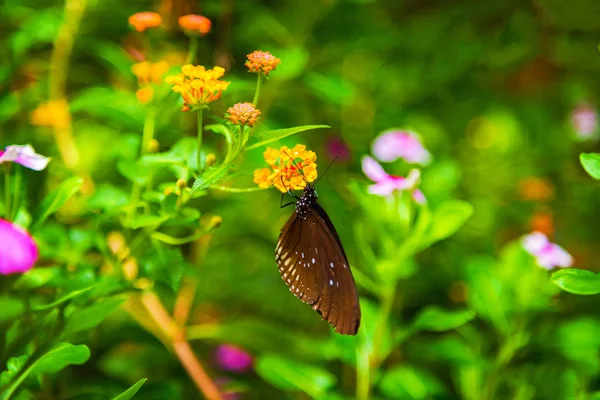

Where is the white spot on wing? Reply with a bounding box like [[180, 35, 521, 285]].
[[329, 279, 333, 286], [312, 258, 316, 264], [284, 258, 291, 266], [330, 262, 334, 269], [301, 252, 305, 259]]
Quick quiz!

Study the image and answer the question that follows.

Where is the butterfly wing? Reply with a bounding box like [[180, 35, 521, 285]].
[[275, 204, 361, 335]]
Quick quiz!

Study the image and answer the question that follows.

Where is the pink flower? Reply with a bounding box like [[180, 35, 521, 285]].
[[522, 232, 573, 270], [0, 219, 38, 275], [215, 344, 252, 373], [571, 104, 598, 140], [0, 145, 50, 171], [372, 130, 431, 164], [362, 155, 426, 203], [325, 135, 351, 162]]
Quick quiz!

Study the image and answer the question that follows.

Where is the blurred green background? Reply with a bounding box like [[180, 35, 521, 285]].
[[1, 0, 600, 399]]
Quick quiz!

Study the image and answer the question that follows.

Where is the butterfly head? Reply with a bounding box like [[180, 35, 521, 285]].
[[295, 184, 318, 220]]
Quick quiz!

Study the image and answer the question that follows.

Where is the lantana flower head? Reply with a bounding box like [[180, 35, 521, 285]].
[[0, 145, 50, 171], [571, 104, 598, 140], [522, 231, 573, 270], [0, 219, 38, 275], [245, 51, 280, 76], [129, 11, 162, 32], [132, 61, 169, 104], [372, 130, 431, 164], [362, 155, 425, 203], [226, 102, 261, 127], [178, 14, 211, 35], [165, 65, 230, 111], [253, 145, 318, 193], [30, 100, 71, 130]]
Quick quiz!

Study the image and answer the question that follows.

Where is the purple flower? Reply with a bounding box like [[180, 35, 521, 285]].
[[325, 135, 351, 162], [362, 155, 426, 203], [0, 145, 50, 171], [571, 104, 598, 140], [215, 344, 252, 373], [522, 232, 573, 270], [0, 219, 38, 275], [372, 130, 431, 164]]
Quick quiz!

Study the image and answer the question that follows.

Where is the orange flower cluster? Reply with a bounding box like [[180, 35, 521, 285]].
[[178, 14, 211, 35], [253, 145, 317, 193], [30, 100, 71, 129], [132, 61, 170, 104], [129, 12, 162, 32], [226, 102, 261, 127], [165, 65, 230, 111], [518, 177, 554, 202], [245, 50, 280, 76]]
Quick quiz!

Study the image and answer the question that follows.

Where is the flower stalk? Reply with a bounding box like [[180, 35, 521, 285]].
[[252, 73, 263, 106], [197, 108, 204, 170]]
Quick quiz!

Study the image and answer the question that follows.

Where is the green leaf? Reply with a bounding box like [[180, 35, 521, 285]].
[[0, 297, 24, 324], [255, 354, 336, 398], [379, 366, 446, 400], [0, 343, 90, 400], [127, 215, 169, 230], [411, 306, 476, 332], [110, 378, 148, 400], [31, 177, 83, 232], [245, 125, 330, 150], [580, 153, 600, 180], [117, 159, 151, 185], [421, 200, 473, 248], [62, 296, 125, 337], [31, 286, 94, 311], [14, 267, 60, 290], [0, 355, 28, 389], [191, 164, 232, 193], [552, 268, 600, 295]]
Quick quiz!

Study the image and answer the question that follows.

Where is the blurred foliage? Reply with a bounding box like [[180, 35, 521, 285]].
[[1, 0, 600, 399]]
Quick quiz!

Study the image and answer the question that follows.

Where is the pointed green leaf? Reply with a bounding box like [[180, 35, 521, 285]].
[[191, 164, 232, 193], [255, 354, 335, 398], [31, 176, 83, 232], [62, 297, 125, 338], [0, 297, 24, 323], [580, 153, 600, 180], [127, 214, 169, 230], [0, 343, 90, 400], [411, 306, 475, 332], [245, 125, 330, 150], [110, 378, 147, 400], [552, 268, 600, 295], [420, 200, 473, 249], [31, 286, 94, 311]]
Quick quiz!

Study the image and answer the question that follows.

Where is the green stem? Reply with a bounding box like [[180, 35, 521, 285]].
[[252, 74, 263, 106], [128, 108, 156, 222], [197, 108, 204, 171], [151, 230, 207, 246], [185, 36, 199, 64], [210, 185, 266, 193], [356, 340, 371, 400], [11, 166, 21, 221], [4, 169, 12, 220], [372, 286, 395, 367]]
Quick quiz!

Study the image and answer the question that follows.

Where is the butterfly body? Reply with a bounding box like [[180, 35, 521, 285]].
[[275, 184, 361, 335]]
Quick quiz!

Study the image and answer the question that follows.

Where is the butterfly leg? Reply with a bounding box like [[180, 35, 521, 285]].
[[280, 176, 297, 208]]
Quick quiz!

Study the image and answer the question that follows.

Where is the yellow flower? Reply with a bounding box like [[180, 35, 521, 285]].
[[165, 64, 230, 111], [132, 61, 170, 86], [226, 102, 261, 126], [30, 100, 71, 129], [253, 144, 318, 193], [136, 87, 154, 104], [178, 14, 211, 35], [245, 50, 281, 76], [129, 11, 162, 32]]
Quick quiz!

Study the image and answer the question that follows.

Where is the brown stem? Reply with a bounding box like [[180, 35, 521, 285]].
[[173, 279, 198, 326], [141, 292, 223, 400]]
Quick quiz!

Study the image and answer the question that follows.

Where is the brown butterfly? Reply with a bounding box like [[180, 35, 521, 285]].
[[275, 182, 361, 335]]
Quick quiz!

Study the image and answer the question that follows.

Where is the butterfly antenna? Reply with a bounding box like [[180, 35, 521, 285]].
[[314, 152, 340, 185], [282, 150, 309, 185]]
